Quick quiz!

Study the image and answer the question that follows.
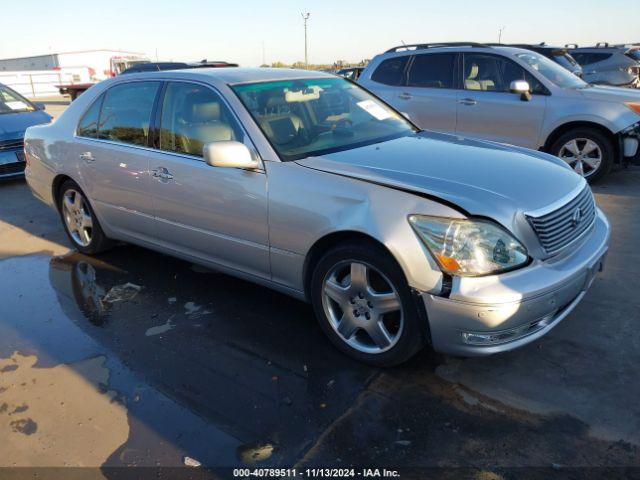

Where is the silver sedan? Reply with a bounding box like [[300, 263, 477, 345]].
[[24, 68, 610, 366]]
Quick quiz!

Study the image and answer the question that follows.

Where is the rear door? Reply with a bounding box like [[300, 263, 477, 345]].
[[455, 53, 547, 149], [396, 52, 459, 133], [147, 81, 270, 279], [74, 81, 161, 242]]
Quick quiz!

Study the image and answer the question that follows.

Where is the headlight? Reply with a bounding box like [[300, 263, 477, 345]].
[[626, 102, 640, 116], [409, 215, 529, 276]]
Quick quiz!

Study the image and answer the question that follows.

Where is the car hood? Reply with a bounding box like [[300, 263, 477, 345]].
[[0, 110, 52, 142], [295, 131, 583, 228], [578, 84, 640, 103]]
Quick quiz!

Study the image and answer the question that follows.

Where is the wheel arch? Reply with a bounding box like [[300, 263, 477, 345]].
[[542, 121, 617, 153], [302, 230, 398, 301], [51, 174, 75, 211]]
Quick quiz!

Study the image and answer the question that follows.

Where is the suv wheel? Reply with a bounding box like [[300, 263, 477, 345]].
[[550, 128, 613, 182], [58, 180, 113, 254], [310, 242, 425, 366]]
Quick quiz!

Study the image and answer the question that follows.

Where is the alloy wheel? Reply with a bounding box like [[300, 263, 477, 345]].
[[62, 189, 93, 247], [321, 260, 404, 354], [558, 138, 603, 178]]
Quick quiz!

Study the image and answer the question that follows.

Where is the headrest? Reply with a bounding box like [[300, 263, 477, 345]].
[[468, 64, 479, 79], [191, 101, 220, 122]]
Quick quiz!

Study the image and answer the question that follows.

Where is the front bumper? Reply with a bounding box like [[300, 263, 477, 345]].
[[421, 208, 610, 356], [0, 145, 25, 179]]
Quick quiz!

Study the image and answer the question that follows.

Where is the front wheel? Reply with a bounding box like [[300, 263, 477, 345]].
[[550, 128, 614, 182], [310, 242, 425, 366]]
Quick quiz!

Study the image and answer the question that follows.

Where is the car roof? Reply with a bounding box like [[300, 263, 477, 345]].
[[121, 67, 335, 85], [377, 44, 535, 58]]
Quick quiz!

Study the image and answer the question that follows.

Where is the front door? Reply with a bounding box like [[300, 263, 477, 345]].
[[147, 81, 270, 279], [455, 53, 547, 149]]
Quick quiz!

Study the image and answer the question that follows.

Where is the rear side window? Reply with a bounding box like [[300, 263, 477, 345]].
[[571, 52, 612, 65], [77, 94, 103, 138], [159, 82, 242, 157], [371, 56, 409, 86], [97, 82, 160, 146], [406, 53, 456, 88]]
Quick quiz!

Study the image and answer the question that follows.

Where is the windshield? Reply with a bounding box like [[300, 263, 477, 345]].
[[516, 51, 588, 89], [0, 85, 36, 114], [232, 77, 416, 161]]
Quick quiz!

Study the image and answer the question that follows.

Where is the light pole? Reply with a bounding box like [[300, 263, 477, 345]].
[[498, 26, 506, 44], [302, 12, 310, 68]]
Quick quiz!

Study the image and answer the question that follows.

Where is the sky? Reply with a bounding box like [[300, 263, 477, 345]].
[[1, 0, 637, 66]]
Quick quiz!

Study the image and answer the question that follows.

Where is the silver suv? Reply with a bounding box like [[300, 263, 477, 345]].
[[359, 43, 640, 182], [568, 43, 640, 88]]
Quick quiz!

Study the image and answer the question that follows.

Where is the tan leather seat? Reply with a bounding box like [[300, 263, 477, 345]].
[[177, 98, 233, 156], [465, 64, 482, 90], [257, 97, 303, 145]]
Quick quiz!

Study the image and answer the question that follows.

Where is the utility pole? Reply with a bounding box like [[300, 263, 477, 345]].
[[498, 26, 506, 44], [302, 12, 310, 68]]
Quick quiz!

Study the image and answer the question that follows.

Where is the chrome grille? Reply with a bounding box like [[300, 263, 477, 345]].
[[527, 186, 596, 255], [0, 139, 23, 151]]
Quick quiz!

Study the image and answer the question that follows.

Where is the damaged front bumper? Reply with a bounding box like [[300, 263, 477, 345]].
[[421, 208, 610, 357], [620, 122, 640, 161]]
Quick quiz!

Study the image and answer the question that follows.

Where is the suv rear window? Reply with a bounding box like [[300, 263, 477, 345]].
[[371, 56, 409, 86], [406, 53, 456, 88], [571, 52, 612, 65]]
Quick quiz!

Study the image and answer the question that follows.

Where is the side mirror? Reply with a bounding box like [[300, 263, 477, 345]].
[[203, 141, 262, 170], [34, 102, 46, 111], [510, 80, 532, 101]]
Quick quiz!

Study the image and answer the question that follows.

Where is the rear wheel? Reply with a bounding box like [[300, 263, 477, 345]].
[[550, 128, 613, 182], [310, 242, 425, 366], [58, 180, 113, 254]]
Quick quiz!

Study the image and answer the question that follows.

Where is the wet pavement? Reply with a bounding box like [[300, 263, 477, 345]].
[[1, 168, 639, 478]]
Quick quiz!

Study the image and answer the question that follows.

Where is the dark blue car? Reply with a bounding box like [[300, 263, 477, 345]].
[[1, 83, 52, 179]]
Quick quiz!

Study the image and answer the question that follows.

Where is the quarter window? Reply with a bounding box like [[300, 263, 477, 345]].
[[96, 82, 160, 147], [406, 53, 456, 89], [371, 56, 409, 86], [76, 94, 103, 138], [159, 82, 242, 157]]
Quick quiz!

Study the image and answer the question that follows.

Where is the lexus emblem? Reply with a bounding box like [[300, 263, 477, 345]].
[[571, 208, 583, 228]]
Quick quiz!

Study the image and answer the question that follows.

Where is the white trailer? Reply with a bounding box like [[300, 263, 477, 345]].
[[0, 50, 149, 81]]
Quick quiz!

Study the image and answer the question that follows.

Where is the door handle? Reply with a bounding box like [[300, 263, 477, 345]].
[[152, 167, 174, 181], [79, 152, 94, 162], [398, 92, 412, 100], [459, 98, 477, 106]]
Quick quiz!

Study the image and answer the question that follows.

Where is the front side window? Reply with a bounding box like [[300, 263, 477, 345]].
[[0, 85, 36, 114], [464, 54, 549, 93], [233, 77, 416, 161], [97, 81, 160, 146], [159, 82, 242, 156], [371, 56, 409, 86], [407, 53, 456, 89]]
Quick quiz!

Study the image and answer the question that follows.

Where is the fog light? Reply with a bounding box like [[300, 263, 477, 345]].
[[461, 311, 557, 346]]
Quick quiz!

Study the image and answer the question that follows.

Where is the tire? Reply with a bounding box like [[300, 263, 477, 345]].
[[549, 128, 614, 183], [310, 241, 425, 367], [57, 180, 113, 254]]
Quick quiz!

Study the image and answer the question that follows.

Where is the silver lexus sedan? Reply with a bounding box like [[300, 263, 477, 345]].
[[24, 68, 610, 366]]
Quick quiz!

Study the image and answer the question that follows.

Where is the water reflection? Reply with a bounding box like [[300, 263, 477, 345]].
[[47, 248, 377, 466]]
